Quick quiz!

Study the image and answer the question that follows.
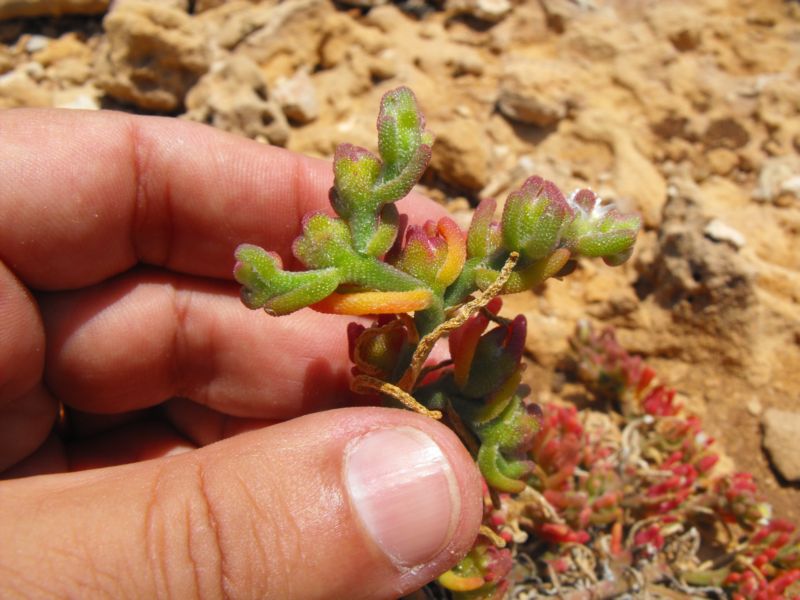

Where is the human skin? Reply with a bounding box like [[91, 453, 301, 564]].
[[0, 109, 482, 599]]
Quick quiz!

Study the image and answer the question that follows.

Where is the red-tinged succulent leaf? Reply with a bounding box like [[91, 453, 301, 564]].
[[393, 217, 466, 292], [467, 198, 502, 259], [450, 310, 492, 390], [347, 322, 366, 363], [569, 188, 598, 213], [437, 217, 467, 288], [459, 315, 527, 398], [349, 318, 411, 379], [377, 86, 433, 180], [328, 88, 433, 255], [332, 143, 381, 217]]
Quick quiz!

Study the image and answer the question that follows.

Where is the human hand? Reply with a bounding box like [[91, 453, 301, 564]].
[[0, 110, 482, 599]]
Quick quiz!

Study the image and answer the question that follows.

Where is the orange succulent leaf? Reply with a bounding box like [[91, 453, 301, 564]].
[[311, 289, 433, 315]]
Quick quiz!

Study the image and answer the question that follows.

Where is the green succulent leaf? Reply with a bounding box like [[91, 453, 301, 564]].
[[331, 145, 381, 217], [330, 87, 432, 255], [377, 86, 434, 181], [501, 176, 574, 261], [234, 244, 341, 315], [562, 188, 640, 263], [476, 394, 539, 493], [292, 213, 359, 270], [467, 198, 502, 260]]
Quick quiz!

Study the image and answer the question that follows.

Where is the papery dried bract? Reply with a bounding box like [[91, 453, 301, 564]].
[[562, 188, 640, 262]]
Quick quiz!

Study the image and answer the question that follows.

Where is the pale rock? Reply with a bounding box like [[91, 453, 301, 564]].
[[704, 219, 746, 250], [19, 60, 44, 81], [497, 58, 578, 127], [97, 1, 210, 111], [746, 398, 763, 417], [215, 0, 325, 72], [538, 0, 592, 33], [54, 89, 101, 109], [429, 118, 490, 192], [446, 0, 512, 23], [0, 0, 108, 20], [271, 69, 318, 124], [762, 408, 800, 482], [754, 155, 800, 205], [183, 55, 289, 146], [25, 35, 48, 53], [645, 3, 704, 52], [32, 33, 91, 66], [33, 33, 93, 84], [0, 68, 51, 107], [49, 58, 92, 84]]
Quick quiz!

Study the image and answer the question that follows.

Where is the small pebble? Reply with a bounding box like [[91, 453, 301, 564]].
[[25, 35, 49, 53], [746, 398, 763, 416], [704, 218, 746, 249]]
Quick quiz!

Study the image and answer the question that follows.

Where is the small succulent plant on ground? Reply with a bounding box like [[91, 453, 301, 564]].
[[233, 87, 799, 599]]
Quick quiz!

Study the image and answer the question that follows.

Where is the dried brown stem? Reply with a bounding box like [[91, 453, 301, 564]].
[[398, 252, 520, 392], [352, 375, 442, 419]]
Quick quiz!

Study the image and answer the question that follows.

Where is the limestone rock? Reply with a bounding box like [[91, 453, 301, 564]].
[[645, 3, 704, 52], [97, 1, 210, 111], [704, 219, 745, 250], [762, 408, 800, 482], [0, 68, 51, 107], [213, 0, 325, 77], [634, 193, 757, 366], [498, 59, 578, 127], [183, 55, 289, 146], [538, 0, 588, 34], [574, 110, 667, 228], [446, 0, 512, 23], [754, 155, 800, 205], [271, 69, 318, 124], [32, 32, 93, 84], [0, 0, 107, 20], [429, 119, 490, 193]]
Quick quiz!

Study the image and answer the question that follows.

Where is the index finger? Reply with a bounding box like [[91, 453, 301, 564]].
[[0, 109, 445, 290]]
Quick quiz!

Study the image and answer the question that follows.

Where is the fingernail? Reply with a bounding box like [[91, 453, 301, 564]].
[[345, 427, 459, 568]]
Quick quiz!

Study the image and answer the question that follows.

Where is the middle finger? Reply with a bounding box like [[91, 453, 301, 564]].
[[38, 268, 357, 419]]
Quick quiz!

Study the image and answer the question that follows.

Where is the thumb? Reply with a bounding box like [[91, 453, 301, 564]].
[[0, 407, 483, 599]]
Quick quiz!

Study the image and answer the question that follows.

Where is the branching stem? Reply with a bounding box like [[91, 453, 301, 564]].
[[398, 252, 519, 392]]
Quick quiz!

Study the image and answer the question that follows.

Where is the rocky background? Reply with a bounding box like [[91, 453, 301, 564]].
[[1, 0, 799, 521]]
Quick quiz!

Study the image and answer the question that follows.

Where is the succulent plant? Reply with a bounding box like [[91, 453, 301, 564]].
[[234, 87, 643, 597], [233, 88, 800, 598]]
